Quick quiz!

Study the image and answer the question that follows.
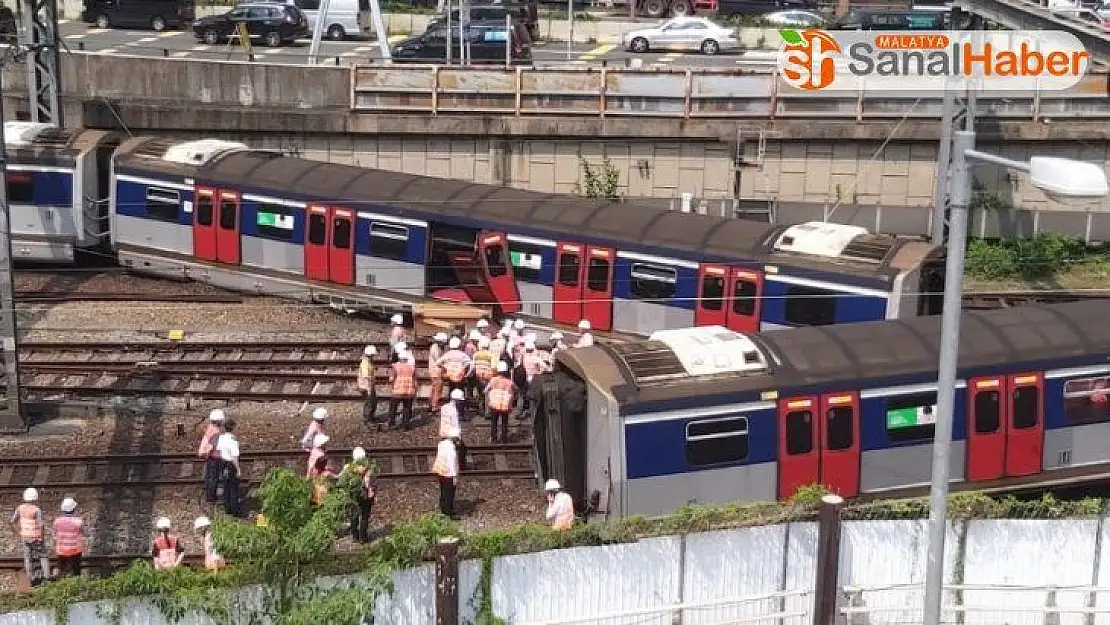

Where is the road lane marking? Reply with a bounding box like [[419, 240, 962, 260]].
[[170, 51, 191, 57], [97, 47, 117, 54], [577, 43, 615, 62], [388, 34, 407, 43], [190, 44, 210, 51], [64, 33, 85, 39], [158, 31, 183, 38], [137, 36, 157, 42]]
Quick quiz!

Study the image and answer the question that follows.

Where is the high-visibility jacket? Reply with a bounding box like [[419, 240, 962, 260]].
[[153, 534, 180, 569], [300, 420, 324, 451], [392, 362, 417, 397], [439, 402, 460, 439], [428, 344, 443, 378], [307, 447, 327, 477], [15, 503, 42, 541], [310, 472, 330, 505], [486, 376, 514, 412], [197, 423, 221, 459], [389, 326, 406, 347], [432, 439, 458, 478], [546, 492, 575, 530], [473, 350, 495, 381], [490, 337, 507, 358], [203, 531, 225, 571], [347, 463, 376, 501], [52, 515, 83, 556], [439, 350, 470, 383], [357, 358, 374, 392]]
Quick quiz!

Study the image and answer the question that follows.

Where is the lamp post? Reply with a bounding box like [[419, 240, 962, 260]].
[[921, 129, 1110, 625]]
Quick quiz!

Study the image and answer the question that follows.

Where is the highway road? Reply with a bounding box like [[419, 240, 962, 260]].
[[55, 18, 776, 68]]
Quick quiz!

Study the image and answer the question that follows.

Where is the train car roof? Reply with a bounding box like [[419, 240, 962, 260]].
[[557, 300, 1110, 410], [3, 123, 100, 166], [113, 139, 933, 280]]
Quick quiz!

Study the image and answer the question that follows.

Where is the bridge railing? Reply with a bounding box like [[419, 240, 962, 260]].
[[351, 65, 1110, 120]]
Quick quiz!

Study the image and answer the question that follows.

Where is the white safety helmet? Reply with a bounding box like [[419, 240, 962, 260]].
[[22, 488, 38, 502], [476, 319, 489, 329], [578, 320, 591, 331], [312, 407, 328, 421], [478, 337, 491, 349], [550, 331, 564, 341], [450, 388, 465, 401], [434, 332, 449, 343], [156, 517, 172, 531], [545, 479, 561, 492], [394, 341, 407, 354], [194, 516, 211, 531], [468, 330, 481, 342], [209, 409, 226, 423], [60, 498, 77, 513], [391, 314, 403, 325], [352, 447, 367, 461], [513, 319, 525, 330], [496, 361, 509, 373], [313, 433, 330, 448], [498, 328, 510, 338], [448, 337, 461, 349], [364, 345, 377, 357]]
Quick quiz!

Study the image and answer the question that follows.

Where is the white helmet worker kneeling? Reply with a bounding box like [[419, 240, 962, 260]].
[[544, 479, 575, 531], [194, 516, 225, 572], [575, 320, 594, 348], [152, 517, 185, 570]]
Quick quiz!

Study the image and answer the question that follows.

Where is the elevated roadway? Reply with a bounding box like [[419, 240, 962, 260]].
[[953, 0, 1110, 65]]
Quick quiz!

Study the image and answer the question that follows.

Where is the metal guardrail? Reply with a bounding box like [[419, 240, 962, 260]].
[[955, 0, 1110, 64], [350, 65, 1110, 120]]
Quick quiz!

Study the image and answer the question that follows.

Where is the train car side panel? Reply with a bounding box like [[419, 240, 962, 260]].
[[507, 234, 556, 319], [759, 275, 889, 329], [355, 213, 427, 294], [113, 175, 194, 256], [1043, 365, 1110, 472], [611, 254, 697, 335], [239, 195, 306, 276]]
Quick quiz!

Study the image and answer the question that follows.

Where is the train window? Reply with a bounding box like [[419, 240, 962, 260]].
[[509, 241, 544, 282], [700, 275, 724, 311], [1012, 386, 1039, 430], [308, 213, 327, 246], [783, 286, 836, 326], [147, 187, 181, 222], [884, 392, 936, 442], [785, 410, 814, 455], [333, 218, 352, 250], [685, 416, 749, 466], [630, 263, 677, 300], [733, 280, 758, 316], [557, 252, 580, 287], [973, 389, 1001, 434], [825, 406, 854, 451], [370, 222, 409, 260], [587, 258, 610, 292], [255, 204, 296, 241], [219, 197, 237, 230], [485, 244, 507, 278], [6, 172, 33, 204], [1063, 376, 1110, 425]]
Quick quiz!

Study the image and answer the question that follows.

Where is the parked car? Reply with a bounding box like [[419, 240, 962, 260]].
[[254, 0, 367, 40], [621, 16, 739, 55], [761, 9, 825, 26], [833, 9, 947, 29], [81, 0, 195, 30], [426, 2, 539, 40], [391, 21, 533, 64], [192, 3, 308, 46], [716, 0, 812, 17]]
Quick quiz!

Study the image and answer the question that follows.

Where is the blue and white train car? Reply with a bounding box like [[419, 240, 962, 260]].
[[108, 136, 946, 334], [4, 123, 119, 262], [548, 301, 1110, 519]]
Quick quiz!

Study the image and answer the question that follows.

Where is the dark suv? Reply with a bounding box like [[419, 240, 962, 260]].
[[82, 0, 195, 30], [427, 3, 538, 40], [192, 3, 308, 46], [392, 21, 532, 64]]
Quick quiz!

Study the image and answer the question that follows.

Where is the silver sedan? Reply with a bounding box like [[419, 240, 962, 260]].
[[621, 17, 740, 55]]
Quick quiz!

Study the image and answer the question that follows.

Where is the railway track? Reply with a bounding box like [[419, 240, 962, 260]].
[[962, 290, 1110, 310], [15, 291, 245, 304], [0, 444, 535, 492]]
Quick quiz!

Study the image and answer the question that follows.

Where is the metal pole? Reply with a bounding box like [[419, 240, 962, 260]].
[[505, 13, 511, 67], [922, 128, 975, 625], [931, 87, 954, 245], [446, 0, 452, 64], [307, 0, 332, 64], [567, 0, 574, 60], [0, 61, 25, 431]]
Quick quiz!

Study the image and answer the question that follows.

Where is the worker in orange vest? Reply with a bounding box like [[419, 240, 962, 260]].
[[432, 427, 461, 518], [10, 488, 49, 586], [389, 351, 418, 430], [472, 337, 496, 415], [436, 337, 473, 415], [151, 517, 185, 571], [52, 497, 86, 578], [485, 361, 515, 444], [428, 333, 448, 413], [357, 345, 378, 424], [193, 516, 225, 572], [198, 409, 226, 504], [307, 433, 331, 478], [388, 314, 409, 359], [544, 480, 575, 531]]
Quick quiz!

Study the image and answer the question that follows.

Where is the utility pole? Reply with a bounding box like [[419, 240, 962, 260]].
[[0, 48, 25, 432], [931, 87, 954, 245], [18, 0, 61, 124]]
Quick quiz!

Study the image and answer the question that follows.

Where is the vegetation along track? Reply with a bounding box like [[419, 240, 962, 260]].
[[0, 552, 202, 574], [0, 444, 535, 492]]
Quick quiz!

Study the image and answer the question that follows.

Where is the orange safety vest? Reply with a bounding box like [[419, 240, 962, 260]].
[[153, 534, 180, 569], [357, 358, 375, 392], [551, 492, 574, 530], [310, 473, 330, 505], [432, 440, 457, 478], [203, 532, 225, 571], [487, 376, 514, 412], [441, 351, 468, 383], [428, 344, 443, 377], [197, 423, 221, 459], [490, 337, 506, 357], [473, 350, 495, 380], [392, 362, 417, 397], [15, 503, 42, 541], [52, 515, 83, 556]]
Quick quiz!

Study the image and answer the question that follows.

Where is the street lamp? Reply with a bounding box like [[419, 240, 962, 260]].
[[922, 129, 1110, 625]]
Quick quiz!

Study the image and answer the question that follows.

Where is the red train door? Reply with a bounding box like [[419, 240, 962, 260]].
[[329, 207, 355, 286], [478, 231, 521, 315], [695, 264, 727, 326], [553, 242, 584, 325], [582, 246, 615, 331], [1006, 373, 1044, 477], [726, 269, 764, 333], [215, 190, 241, 265], [819, 392, 861, 498], [304, 205, 330, 282], [777, 396, 819, 500], [192, 186, 217, 261], [967, 376, 1007, 482]]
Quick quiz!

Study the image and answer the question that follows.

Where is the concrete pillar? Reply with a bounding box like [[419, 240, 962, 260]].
[[489, 140, 511, 186], [813, 494, 845, 625], [435, 537, 460, 625]]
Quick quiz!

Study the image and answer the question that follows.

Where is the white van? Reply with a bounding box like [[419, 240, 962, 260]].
[[256, 0, 368, 39]]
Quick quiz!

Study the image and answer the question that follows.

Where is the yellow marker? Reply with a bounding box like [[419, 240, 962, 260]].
[[167, 330, 185, 341]]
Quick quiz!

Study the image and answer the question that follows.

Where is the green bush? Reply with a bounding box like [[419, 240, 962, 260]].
[[964, 234, 1095, 281]]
